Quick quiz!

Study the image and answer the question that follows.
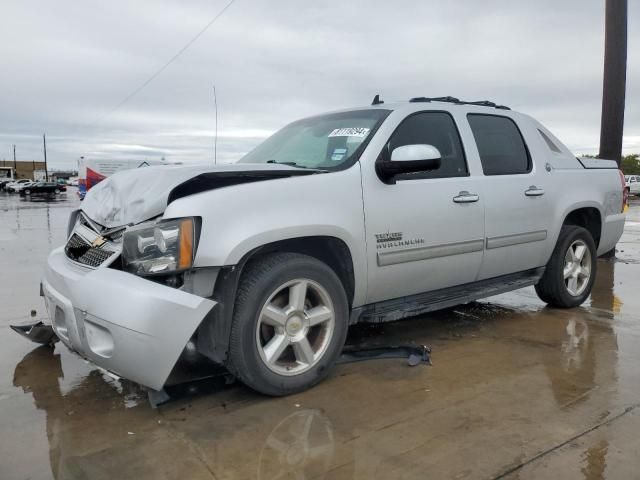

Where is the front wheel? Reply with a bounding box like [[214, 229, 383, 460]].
[[228, 253, 349, 396], [535, 225, 597, 308]]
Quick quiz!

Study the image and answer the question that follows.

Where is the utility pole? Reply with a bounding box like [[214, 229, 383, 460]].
[[43, 134, 49, 181], [598, 0, 627, 165], [13, 144, 17, 177]]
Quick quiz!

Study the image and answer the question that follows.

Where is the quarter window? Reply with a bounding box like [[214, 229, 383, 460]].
[[386, 112, 468, 180], [468, 114, 531, 175]]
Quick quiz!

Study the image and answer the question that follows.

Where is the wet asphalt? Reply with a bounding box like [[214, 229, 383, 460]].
[[1, 190, 639, 480]]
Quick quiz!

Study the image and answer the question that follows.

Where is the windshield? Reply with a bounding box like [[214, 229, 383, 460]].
[[238, 109, 390, 169]]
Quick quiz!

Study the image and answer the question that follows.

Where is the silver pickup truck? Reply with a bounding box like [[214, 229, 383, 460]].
[[39, 96, 626, 396]]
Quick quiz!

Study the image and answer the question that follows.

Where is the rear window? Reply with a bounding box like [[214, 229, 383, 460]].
[[467, 114, 531, 175]]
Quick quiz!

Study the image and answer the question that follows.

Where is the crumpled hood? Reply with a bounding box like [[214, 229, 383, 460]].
[[81, 163, 304, 228]]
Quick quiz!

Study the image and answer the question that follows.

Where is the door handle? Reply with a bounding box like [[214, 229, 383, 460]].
[[525, 186, 545, 197], [453, 191, 479, 203]]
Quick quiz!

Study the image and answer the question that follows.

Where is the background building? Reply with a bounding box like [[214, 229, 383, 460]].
[[0, 160, 47, 180]]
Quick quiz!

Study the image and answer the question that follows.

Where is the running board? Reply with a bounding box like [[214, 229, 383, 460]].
[[352, 267, 545, 324]]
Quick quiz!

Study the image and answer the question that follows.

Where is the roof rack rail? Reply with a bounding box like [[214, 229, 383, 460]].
[[408, 96, 510, 110], [409, 96, 461, 104]]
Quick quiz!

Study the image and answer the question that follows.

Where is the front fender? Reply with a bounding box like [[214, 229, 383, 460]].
[[163, 165, 368, 306]]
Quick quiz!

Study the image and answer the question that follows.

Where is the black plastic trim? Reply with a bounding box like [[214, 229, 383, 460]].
[[409, 96, 510, 110], [168, 169, 320, 205], [351, 267, 545, 324]]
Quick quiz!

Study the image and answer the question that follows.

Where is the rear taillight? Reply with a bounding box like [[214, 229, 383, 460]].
[[619, 170, 628, 212]]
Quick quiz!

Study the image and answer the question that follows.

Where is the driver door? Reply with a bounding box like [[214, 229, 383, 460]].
[[362, 111, 485, 303]]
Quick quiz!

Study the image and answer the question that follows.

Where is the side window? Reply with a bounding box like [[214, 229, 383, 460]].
[[538, 129, 562, 153], [467, 114, 531, 175], [386, 112, 468, 180]]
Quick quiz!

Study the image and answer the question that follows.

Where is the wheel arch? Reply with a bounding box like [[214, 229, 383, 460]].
[[562, 206, 602, 248], [543, 202, 604, 266], [236, 236, 356, 307], [196, 235, 358, 365]]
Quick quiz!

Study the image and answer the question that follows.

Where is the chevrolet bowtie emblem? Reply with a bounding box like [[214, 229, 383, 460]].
[[92, 236, 106, 248]]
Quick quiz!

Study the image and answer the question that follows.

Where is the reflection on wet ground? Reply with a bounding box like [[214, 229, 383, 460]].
[[1, 192, 639, 479]]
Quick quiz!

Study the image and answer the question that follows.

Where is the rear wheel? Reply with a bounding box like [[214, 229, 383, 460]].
[[228, 253, 348, 396], [535, 225, 597, 308]]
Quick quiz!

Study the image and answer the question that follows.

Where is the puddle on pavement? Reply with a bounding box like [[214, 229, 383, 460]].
[[1, 192, 640, 479]]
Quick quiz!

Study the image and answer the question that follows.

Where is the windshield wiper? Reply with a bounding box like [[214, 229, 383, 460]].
[[265, 159, 328, 173], [266, 160, 300, 167]]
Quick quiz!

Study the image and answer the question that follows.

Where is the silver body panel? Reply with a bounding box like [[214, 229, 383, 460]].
[[164, 164, 370, 305], [42, 100, 626, 389], [377, 239, 485, 267], [43, 246, 215, 390], [81, 163, 303, 228]]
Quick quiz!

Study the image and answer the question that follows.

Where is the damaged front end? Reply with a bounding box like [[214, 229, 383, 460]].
[[10, 321, 58, 346], [15, 164, 326, 394], [35, 210, 217, 391]]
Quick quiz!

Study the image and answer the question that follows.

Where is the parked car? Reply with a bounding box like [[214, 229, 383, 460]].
[[624, 175, 640, 195], [20, 182, 66, 197], [0, 179, 15, 190], [6, 179, 34, 193], [36, 96, 626, 397]]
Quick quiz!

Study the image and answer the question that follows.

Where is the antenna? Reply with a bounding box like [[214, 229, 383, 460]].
[[213, 85, 218, 165]]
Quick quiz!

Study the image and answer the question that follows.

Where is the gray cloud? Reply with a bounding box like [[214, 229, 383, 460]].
[[0, 0, 638, 169]]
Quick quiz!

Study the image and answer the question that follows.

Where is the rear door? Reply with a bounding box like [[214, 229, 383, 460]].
[[466, 113, 552, 279], [362, 110, 485, 303]]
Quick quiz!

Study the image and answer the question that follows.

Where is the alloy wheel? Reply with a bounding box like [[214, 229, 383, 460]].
[[563, 239, 592, 296], [256, 278, 335, 376]]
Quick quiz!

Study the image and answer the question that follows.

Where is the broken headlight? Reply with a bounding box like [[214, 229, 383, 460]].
[[122, 218, 197, 276]]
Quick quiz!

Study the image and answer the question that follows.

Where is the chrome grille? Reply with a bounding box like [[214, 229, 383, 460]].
[[65, 233, 115, 267]]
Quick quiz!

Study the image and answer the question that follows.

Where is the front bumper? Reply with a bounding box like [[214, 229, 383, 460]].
[[42, 246, 216, 390]]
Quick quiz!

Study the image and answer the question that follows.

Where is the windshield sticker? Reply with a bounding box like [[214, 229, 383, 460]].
[[331, 148, 347, 161], [328, 127, 370, 138]]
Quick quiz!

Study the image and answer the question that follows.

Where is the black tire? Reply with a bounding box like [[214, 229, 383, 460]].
[[228, 252, 349, 396], [54, 188, 60, 194], [535, 225, 597, 308], [24, 189, 31, 195]]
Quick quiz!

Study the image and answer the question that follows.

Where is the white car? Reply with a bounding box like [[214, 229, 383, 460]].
[[6, 179, 34, 193], [625, 175, 640, 195]]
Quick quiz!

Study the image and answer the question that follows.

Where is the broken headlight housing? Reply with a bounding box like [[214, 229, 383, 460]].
[[122, 217, 198, 276]]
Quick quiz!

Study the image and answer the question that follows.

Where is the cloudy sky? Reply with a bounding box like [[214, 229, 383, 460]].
[[0, 0, 638, 169]]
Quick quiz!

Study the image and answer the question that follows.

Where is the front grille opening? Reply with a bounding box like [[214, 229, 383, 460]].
[[65, 233, 115, 268]]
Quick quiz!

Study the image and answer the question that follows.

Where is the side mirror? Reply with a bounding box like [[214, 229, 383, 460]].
[[376, 144, 442, 184]]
